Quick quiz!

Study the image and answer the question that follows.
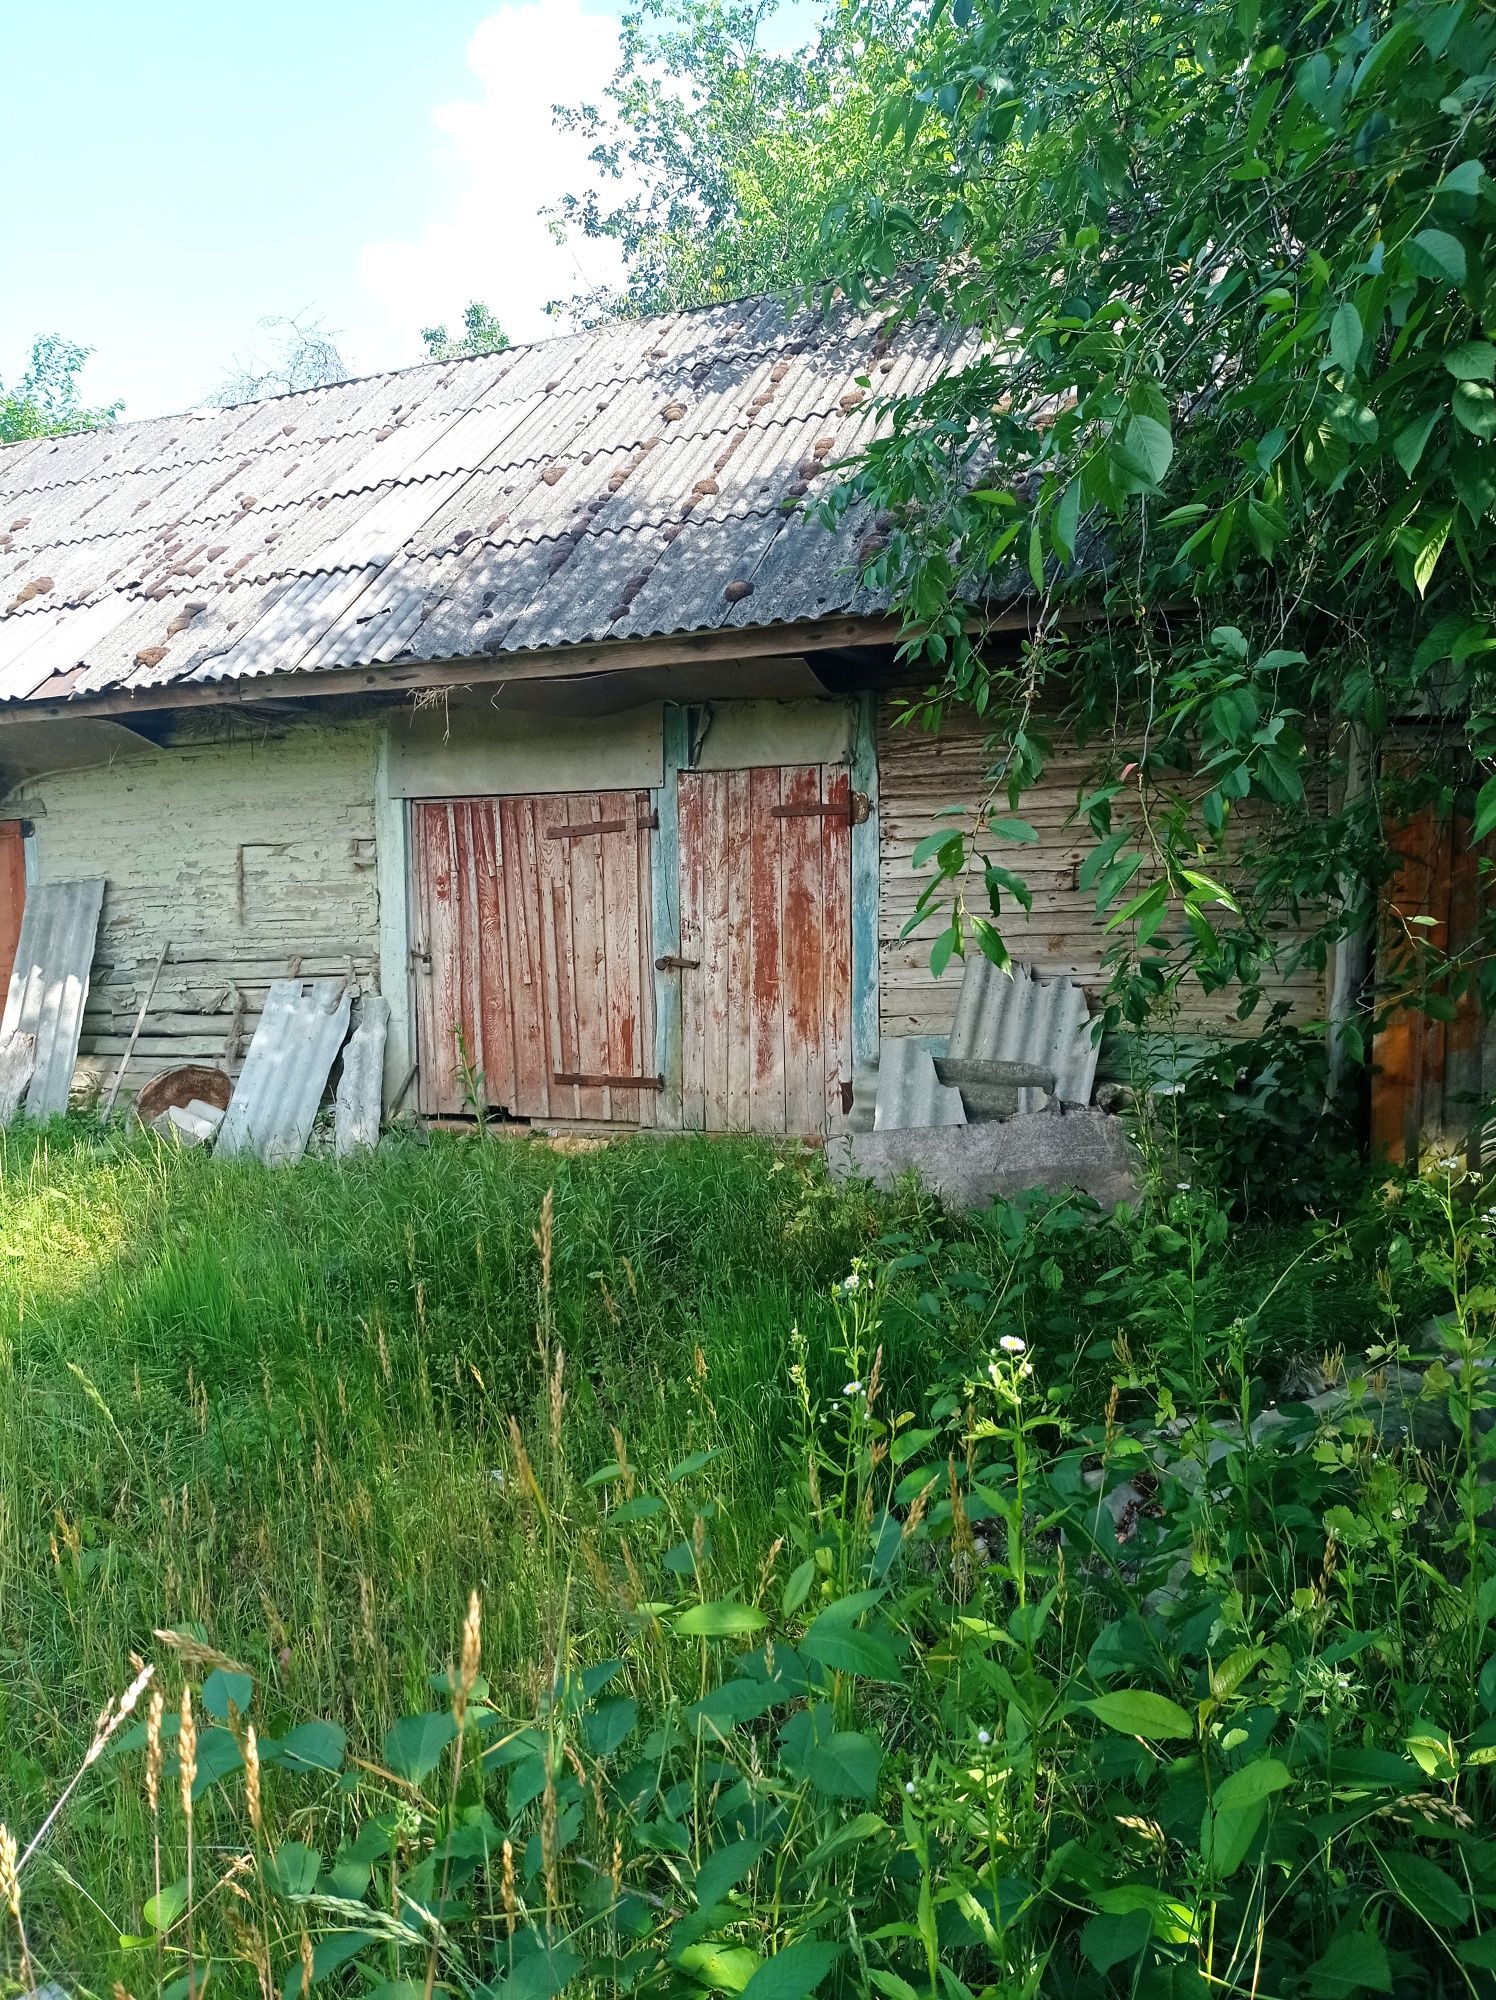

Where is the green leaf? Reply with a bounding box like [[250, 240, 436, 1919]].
[[804, 1729, 881, 1800], [800, 1604, 902, 1681], [1053, 478, 1082, 562], [987, 815, 1039, 843], [782, 1558, 816, 1615], [676, 1944, 761, 1993], [675, 1599, 768, 1638], [1445, 341, 1496, 382], [694, 1836, 768, 1910], [1306, 1931, 1392, 1995], [1460, 1932, 1496, 1970], [912, 829, 962, 870], [202, 1667, 253, 1721], [267, 1842, 320, 1900], [1085, 1689, 1194, 1740], [1213, 1755, 1291, 1811], [189, 1726, 243, 1801], [1027, 516, 1045, 594], [1377, 1849, 1469, 1928], [500, 1944, 585, 2000], [1127, 412, 1173, 484], [1453, 381, 1496, 440], [274, 1720, 345, 1774], [1440, 160, 1485, 198], [1329, 301, 1363, 378], [1393, 409, 1441, 476], [283, 1930, 380, 2000], [383, 1711, 458, 1784], [738, 1939, 843, 2000], [1080, 1907, 1150, 1972], [1473, 774, 1496, 844], [582, 1696, 638, 1758], [1407, 228, 1468, 288], [667, 1447, 724, 1483], [1201, 1798, 1264, 1875], [143, 1879, 189, 1933]]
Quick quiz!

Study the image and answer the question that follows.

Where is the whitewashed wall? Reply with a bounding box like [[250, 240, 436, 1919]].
[[5, 719, 382, 1100]]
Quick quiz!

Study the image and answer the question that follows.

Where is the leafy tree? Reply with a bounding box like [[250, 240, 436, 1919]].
[[208, 313, 351, 407], [550, 0, 926, 318], [0, 334, 120, 442], [421, 302, 512, 362], [816, 0, 1496, 1041]]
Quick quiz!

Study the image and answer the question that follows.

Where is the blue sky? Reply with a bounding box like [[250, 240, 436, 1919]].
[[2, 0, 819, 420]]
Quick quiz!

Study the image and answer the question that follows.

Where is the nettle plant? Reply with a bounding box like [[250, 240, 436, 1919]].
[[89, 1183, 1496, 1999]]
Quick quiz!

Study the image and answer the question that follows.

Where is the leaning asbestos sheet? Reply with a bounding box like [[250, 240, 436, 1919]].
[[949, 957, 1100, 1106], [216, 977, 352, 1165], [334, 994, 389, 1155], [0, 878, 106, 1119]]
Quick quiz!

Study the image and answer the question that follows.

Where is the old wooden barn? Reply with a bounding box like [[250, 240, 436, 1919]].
[[0, 297, 1326, 1141]]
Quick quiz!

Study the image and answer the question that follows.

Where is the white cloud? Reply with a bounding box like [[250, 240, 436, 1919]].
[[360, 1, 628, 353]]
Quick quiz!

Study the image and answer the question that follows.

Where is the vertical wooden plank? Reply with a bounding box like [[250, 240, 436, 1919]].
[[418, 803, 463, 1116], [1445, 811, 1481, 1157], [821, 765, 854, 1132], [652, 706, 688, 1128], [678, 770, 707, 1131], [1373, 803, 1441, 1164], [849, 691, 880, 1070], [474, 801, 518, 1114], [0, 822, 25, 1002], [632, 788, 656, 1128], [536, 799, 579, 1122], [748, 765, 787, 1133], [565, 793, 609, 1121], [781, 765, 823, 1135], [457, 799, 488, 1101], [725, 769, 753, 1128], [702, 770, 732, 1130], [499, 798, 545, 1120]]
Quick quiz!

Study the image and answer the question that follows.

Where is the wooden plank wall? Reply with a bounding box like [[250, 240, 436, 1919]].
[[877, 697, 1327, 1040], [8, 721, 380, 1101]]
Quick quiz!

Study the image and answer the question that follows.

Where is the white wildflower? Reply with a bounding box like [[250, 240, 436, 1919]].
[[999, 1335, 1027, 1356], [843, 1381, 862, 1396], [842, 1272, 862, 1293], [904, 1780, 916, 1795], [977, 1728, 991, 1745]]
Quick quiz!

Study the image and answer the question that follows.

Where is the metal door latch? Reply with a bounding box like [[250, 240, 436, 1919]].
[[654, 954, 701, 971]]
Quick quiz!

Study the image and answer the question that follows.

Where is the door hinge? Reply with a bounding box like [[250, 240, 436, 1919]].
[[768, 791, 870, 825], [545, 810, 659, 839], [553, 1071, 665, 1091], [654, 954, 701, 972], [408, 947, 431, 971]]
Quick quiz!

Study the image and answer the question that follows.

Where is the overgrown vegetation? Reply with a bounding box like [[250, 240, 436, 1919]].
[[0, 334, 120, 442], [5, 1117, 1496, 1995]]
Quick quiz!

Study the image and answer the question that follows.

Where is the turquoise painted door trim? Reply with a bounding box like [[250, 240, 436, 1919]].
[[850, 690, 880, 1068], [651, 705, 690, 1127]]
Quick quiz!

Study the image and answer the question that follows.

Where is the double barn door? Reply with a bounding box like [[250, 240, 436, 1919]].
[[411, 766, 852, 1133]]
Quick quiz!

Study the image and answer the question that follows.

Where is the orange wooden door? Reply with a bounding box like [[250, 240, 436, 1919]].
[[412, 794, 656, 1124], [0, 821, 24, 1000], [678, 765, 853, 1135]]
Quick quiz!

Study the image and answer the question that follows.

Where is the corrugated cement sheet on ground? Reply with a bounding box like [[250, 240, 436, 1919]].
[[949, 958, 1100, 1107], [0, 877, 105, 1116], [216, 977, 352, 1164], [0, 302, 990, 708]]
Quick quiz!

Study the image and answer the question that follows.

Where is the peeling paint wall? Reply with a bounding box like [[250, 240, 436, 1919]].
[[6, 719, 380, 1101], [878, 697, 1327, 1041]]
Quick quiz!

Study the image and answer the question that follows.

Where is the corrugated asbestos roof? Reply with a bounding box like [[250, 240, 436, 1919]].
[[0, 298, 986, 709]]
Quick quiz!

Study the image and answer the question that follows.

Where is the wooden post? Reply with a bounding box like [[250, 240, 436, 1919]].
[[100, 940, 170, 1120]]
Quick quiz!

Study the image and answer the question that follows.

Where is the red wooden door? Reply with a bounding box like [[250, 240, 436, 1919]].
[[412, 794, 655, 1124], [0, 822, 24, 1000], [678, 765, 852, 1135]]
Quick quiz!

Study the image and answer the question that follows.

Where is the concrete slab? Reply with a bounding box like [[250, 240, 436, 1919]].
[[830, 1107, 1140, 1210]]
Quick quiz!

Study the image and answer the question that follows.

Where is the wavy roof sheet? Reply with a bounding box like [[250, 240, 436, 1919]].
[[0, 297, 987, 710]]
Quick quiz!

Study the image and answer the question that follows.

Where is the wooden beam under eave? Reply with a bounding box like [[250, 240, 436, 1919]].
[[0, 605, 1066, 727]]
